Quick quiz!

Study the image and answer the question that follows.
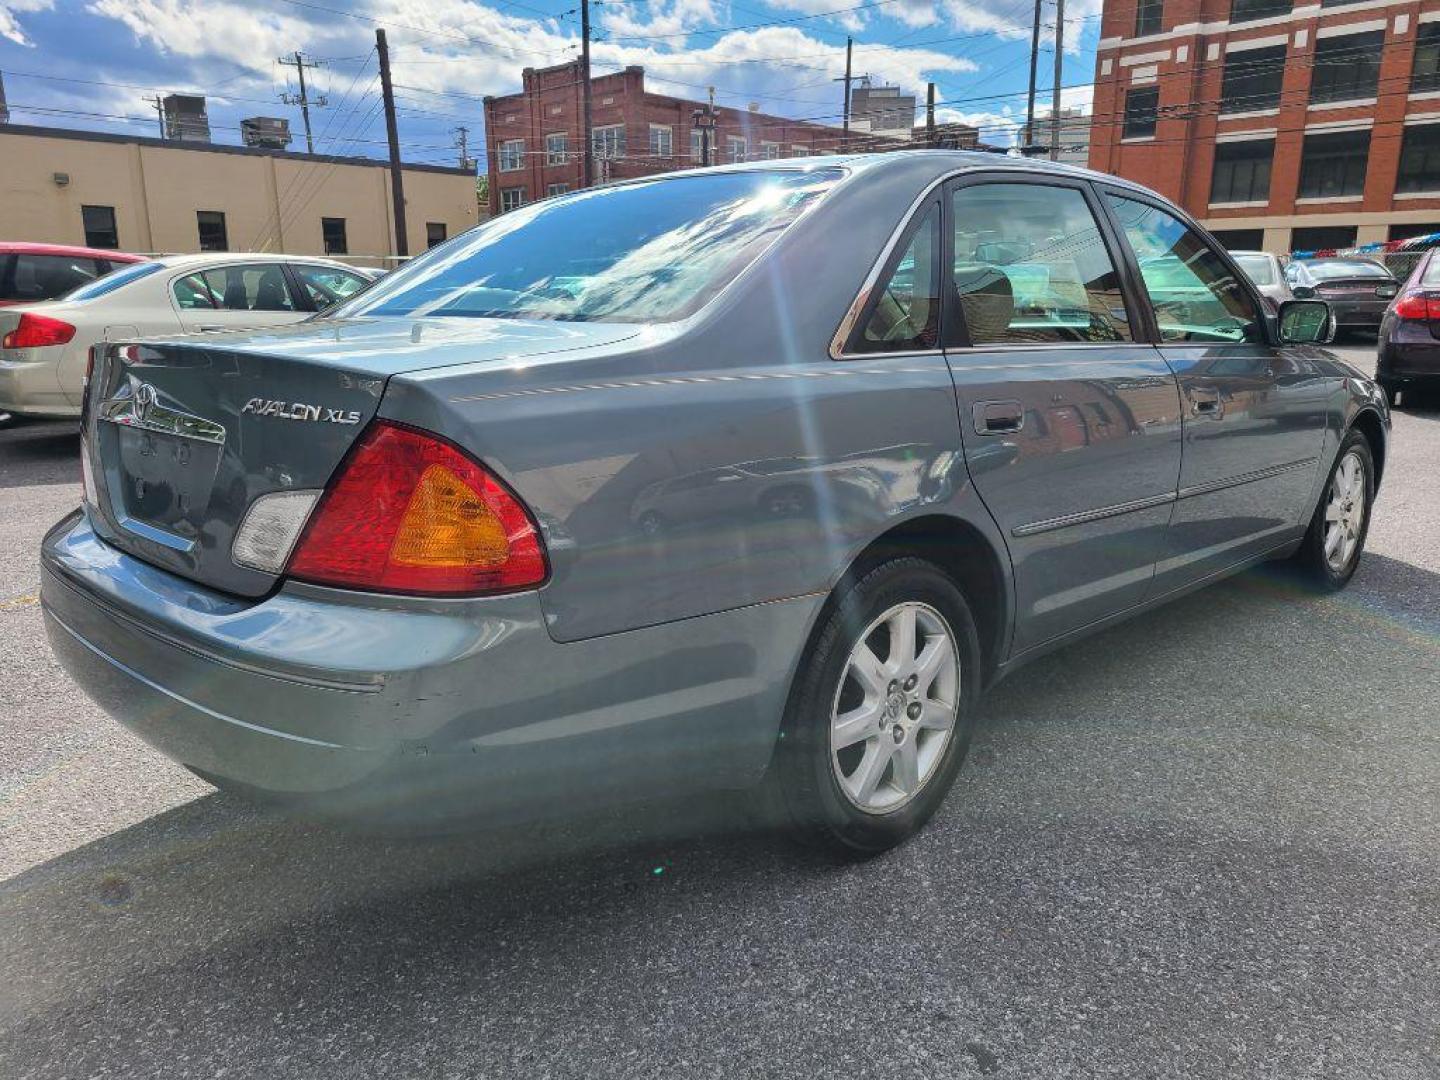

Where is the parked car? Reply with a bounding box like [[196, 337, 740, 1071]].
[[1230, 250, 1294, 312], [0, 242, 146, 306], [1284, 257, 1399, 334], [41, 155, 1388, 856], [1377, 247, 1440, 406], [0, 253, 374, 419]]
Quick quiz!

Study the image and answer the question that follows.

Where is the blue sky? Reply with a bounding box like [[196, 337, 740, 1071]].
[[0, 0, 1101, 169]]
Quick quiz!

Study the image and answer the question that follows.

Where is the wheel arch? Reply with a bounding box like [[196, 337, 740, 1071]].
[[1349, 407, 1387, 491]]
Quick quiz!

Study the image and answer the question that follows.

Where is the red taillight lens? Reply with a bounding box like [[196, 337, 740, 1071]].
[[2, 312, 76, 350], [287, 421, 548, 596], [1393, 293, 1440, 321]]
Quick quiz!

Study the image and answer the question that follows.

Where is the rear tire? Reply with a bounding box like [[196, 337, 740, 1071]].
[[768, 558, 982, 858], [1292, 429, 1374, 591]]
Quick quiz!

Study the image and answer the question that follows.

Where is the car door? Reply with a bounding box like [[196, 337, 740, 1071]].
[[1100, 189, 1328, 593], [942, 174, 1183, 655], [172, 263, 307, 332]]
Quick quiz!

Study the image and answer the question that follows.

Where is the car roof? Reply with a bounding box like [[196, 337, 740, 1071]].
[[147, 252, 373, 275], [0, 242, 147, 261]]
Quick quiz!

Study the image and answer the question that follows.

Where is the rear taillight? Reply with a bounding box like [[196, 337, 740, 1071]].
[[286, 421, 547, 596], [1393, 293, 1440, 321], [2, 312, 76, 350]]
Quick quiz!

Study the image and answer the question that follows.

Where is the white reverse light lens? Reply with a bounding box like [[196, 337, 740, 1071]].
[[232, 490, 322, 574]]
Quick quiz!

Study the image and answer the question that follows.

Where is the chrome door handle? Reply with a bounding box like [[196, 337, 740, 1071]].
[[972, 400, 1025, 436], [1189, 387, 1222, 417]]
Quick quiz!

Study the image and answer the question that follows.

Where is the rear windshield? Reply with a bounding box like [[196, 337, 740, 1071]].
[[62, 260, 164, 301], [334, 168, 842, 324], [1232, 254, 1276, 286], [1305, 259, 1390, 281]]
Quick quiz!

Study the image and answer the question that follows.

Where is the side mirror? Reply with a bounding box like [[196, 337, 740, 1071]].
[[1292, 284, 1317, 299], [1277, 299, 1333, 344]]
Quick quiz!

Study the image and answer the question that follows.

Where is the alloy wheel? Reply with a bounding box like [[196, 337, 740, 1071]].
[[1323, 449, 1366, 572]]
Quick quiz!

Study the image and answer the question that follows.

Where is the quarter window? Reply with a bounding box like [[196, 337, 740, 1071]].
[[196, 210, 228, 252], [951, 183, 1131, 346], [81, 205, 119, 249], [1298, 129, 1369, 199], [852, 204, 941, 354], [1219, 45, 1286, 113], [1415, 23, 1440, 93], [1124, 87, 1159, 138], [1397, 124, 1440, 194], [321, 217, 348, 256], [1309, 32, 1383, 103], [1106, 194, 1261, 345], [499, 140, 525, 171], [1210, 140, 1274, 204]]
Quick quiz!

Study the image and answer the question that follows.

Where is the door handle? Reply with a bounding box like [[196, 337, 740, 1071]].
[[972, 400, 1025, 436], [1189, 386, 1223, 417]]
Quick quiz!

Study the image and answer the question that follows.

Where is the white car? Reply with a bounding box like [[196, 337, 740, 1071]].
[[0, 253, 374, 419]]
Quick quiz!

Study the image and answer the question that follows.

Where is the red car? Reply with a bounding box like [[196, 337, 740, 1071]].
[[0, 242, 147, 307]]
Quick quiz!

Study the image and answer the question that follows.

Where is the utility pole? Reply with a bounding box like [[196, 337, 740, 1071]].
[[376, 29, 408, 257], [1025, 0, 1042, 151], [925, 82, 935, 147], [841, 36, 853, 151], [145, 94, 166, 139], [454, 125, 473, 170], [1050, 0, 1065, 161], [279, 51, 327, 155], [580, 0, 594, 187]]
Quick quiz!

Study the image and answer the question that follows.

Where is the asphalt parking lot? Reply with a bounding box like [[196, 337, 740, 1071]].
[[1, 343, 1437, 1079]]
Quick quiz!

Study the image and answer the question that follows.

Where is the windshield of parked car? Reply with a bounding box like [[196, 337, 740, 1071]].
[[61, 260, 164, 302], [1232, 254, 1276, 285], [333, 169, 842, 324], [1305, 259, 1390, 280]]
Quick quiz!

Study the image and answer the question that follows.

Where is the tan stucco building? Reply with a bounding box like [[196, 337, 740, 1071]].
[[0, 124, 479, 267]]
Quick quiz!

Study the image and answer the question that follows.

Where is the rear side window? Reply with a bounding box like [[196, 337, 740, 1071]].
[[1106, 194, 1261, 344], [851, 204, 941, 354], [951, 183, 1131, 345], [295, 264, 370, 311], [5, 254, 104, 302]]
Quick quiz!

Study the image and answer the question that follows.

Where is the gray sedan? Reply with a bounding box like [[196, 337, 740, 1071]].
[[41, 153, 1389, 856]]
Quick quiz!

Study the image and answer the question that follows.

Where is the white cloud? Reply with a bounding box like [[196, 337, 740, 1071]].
[[0, 0, 53, 46], [934, 103, 1019, 145]]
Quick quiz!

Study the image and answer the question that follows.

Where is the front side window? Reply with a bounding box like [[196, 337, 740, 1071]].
[[295, 264, 369, 310], [1298, 130, 1370, 199], [852, 205, 940, 354], [1220, 45, 1286, 113], [1107, 194, 1261, 344], [1415, 23, 1440, 93], [1135, 0, 1162, 36], [545, 132, 568, 165], [1310, 32, 1383, 103], [335, 169, 840, 325], [593, 125, 625, 161], [81, 205, 119, 249], [1210, 139, 1274, 203], [649, 125, 673, 158], [499, 140, 525, 172], [322, 217, 348, 255], [197, 210, 228, 252], [1124, 87, 1160, 138], [198, 264, 296, 312], [1397, 124, 1440, 194], [500, 187, 525, 212], [952, 183, 1131, 345]]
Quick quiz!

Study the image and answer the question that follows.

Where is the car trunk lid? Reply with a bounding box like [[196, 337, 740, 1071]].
[[82, 317, 639, 597]]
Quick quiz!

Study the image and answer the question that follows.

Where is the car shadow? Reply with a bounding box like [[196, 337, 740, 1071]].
[[3, 553, 1439, 1076], [0, 420, 80, 490]]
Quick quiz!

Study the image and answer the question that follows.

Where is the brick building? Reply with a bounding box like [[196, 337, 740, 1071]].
[[482, 62, 847, 215], [1088, 0, 1440, 252]]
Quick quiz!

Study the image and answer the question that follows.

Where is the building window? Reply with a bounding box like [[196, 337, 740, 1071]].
[[196, 210, 228, 252], [1210, 140, 1274, 203], [1230, 0, 1291, 22], [546, 182, 570, 198], [81, 205, 118, 249], [791, 144, 808, 157], [760, 141, 781, 159], [1135, 0, 1162, 36], [1297, 130, 1370, 199], [1220, 45, 1286, 113], [545, 132, 568, 165], [1291, 225, 1357, 251], [1310, 31, 1383, 103], [1207, 228, 1265, 250], [321, 217, 347, 255], [689, 128, 706, 162], [593, 124, 625, 160], [1413, 23, 1440, 94], [1389, 222, 1440, 242], [426, 222, 447, 248], [726, 135, 746, 162], [1123, 87, 1160, 138], [1319, 0, 1365, 7], [499, 140, 525, 172], [1397, 124, 1440, 194], [500, 187, 525, 212], [648, 124, 673, 158]]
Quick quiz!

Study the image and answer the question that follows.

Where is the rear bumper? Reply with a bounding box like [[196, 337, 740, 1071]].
[[42, 510, 816, 826], [0, 353, 77, 418], [1378, 331, 1440, 383]]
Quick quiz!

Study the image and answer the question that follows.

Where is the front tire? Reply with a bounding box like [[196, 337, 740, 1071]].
[[770, 558, 982, 857], [1293, 429, 1374, 590]]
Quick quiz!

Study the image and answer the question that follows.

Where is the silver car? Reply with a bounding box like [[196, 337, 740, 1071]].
[[41, 154, 1389, 855], [1230, 250, 1293, 311]]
